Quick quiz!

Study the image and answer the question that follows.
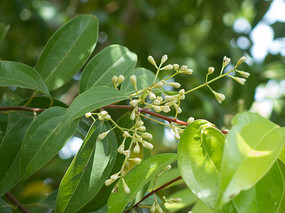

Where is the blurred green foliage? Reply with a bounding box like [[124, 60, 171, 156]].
[[0, 0, 284, 211]]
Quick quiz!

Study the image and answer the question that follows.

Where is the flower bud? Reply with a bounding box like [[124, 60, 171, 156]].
[[98, 131, 109, 140], [123, 131, 131, 138], [112, 75, 118, 86], [165, 95, 175, 102], [131, 157, 142, 164], [161, 64, 173, 70], [162, 165, 172, 173], [142, 141, 154, 150], [168, 82, 181, 88], [174, 132, 180, 140], [130, 75, 137, 87], [152, 105, 161, 112], [187, 117, 195, 123], [208, 67, 215, 74], [148, 90, 156, 100], [212, 91, 226, 104], [122, 178, 130, 194], [161, 54, 168, 64], [233, 77, 246, 85], [237, 70, 250, 78], [180, 65, 187, 71], [161, 106, 171, 113], [155, 204, 163, 213], [105, 178, 115, 186], [236, 56, 247, 66], [223, 56, 231, 67], [130, 99, 139, 107], [85, 112, 92, 118], [142, 132, 153, 140], [173, 64, 179, 71], [179, 89, 185, 96], [147, 56, 157, 67], [104, 115, 111, 120], [123, 150, 130, 157], [150, 203, 156, 213], [171, 198, 182, 203], [117, 75, 125, 85], [153, 99, 161, 105], [153, 81, 164, 88], [110, 172, 120, 180], [136, 120, 144, 127], [118, 142, 125, 154], [100, 110, 108, 116], [134, 143, 140, 153], [130, 108, 136, 120]]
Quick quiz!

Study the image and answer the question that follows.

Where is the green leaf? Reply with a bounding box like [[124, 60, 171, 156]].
[[36, 14, 98, 91], [177, 120, 225, 209], [0, 199, 11, 213], [61, 86, 129, 125], [107, 153, 177, 213], [19, 97, 68, 108], [0, 61, 50, 97], [233, 162, 284, 213], [217, 112, 285, 208], [79, 45, 137, 93], [0, 23, 10, 43], [278, 147, 285, 164], [21, 107, 78, 179], [0, 117, 33, 196], [56, 121, 117, 213], [121, 67, 156, 94]]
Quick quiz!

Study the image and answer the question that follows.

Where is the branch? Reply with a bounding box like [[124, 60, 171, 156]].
[[125, 176, 182, 212], [5, 192, 31, 213], [0, 106, 45, 112]]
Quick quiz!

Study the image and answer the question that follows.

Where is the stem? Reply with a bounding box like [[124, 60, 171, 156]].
[[0, 106, 45, 112], [24, 91, 38, 106], [124, 176, 182, 212], [5, 192, 31, 213]]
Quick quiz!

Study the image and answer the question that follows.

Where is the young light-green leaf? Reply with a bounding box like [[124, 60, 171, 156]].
[[36, 14, 98, 91], [177, 120, 225, 209], [121, 67, 156, 95], [107, 153, 177, 213], [0, 117, 33, 196], [0, 61, 50, 97], [21, 107, 78, 179], [56, 121, 117, 213], [61, 86, 129, 125], [217, 112, 285, 208], [79, 45, 137, 93], [233, 162, 283, 213]]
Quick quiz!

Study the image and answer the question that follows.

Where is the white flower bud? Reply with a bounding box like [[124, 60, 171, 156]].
[[122, 178, 130, 194], [165, 101, 176, 107], [236, 56, 247, 65], [223, 56, 231, 67], [110, 172, 120, 180], [171, 198, 182, 203], [152, 105, 161, 112], [173, 64, 179, 71], [98, 115, 104, 120], [161, 54, 168, 64], [105, 178, 115, 186], [153, 99, 161, 105], [165, 95, 175, 102], [179, 89, 185, 96], [136, 120, 144, 127], [123, 150, 130, 157], [100, 110, 108, 116], [148, 90, 156, 100], [112, 75, 118, 86], [98, 131, 109, 140], [142, 132, 153, 140], [161, 106, 171, 113], [138, 126, 146, 131], [162, 165, 172, 173], [130, 108, 136, 120], [85, 112, 92, 118], [157, 96, 163, 102], [130, 75, 137, 87], [123, 131, 131, 138], [212, 91, 226, 104], [168, 82, 181, 88], [155, 204, 163, 213], [161, 64, 173, 70], [118, 142, 125, 154], [131, 158, 142, 164], [142, 141, 154, 150], [208, 67, 215, 74], [130, 99, 140, 107], [134, 143, 140, 153], [153, 81, 164, 88], [179, 95, 185, 100], [150, 203, 156, 213], [104, 115, 111, 120], [237, 70, 250, 78], [187, 117, 195, 123], [117, 75, 125, 84], [147, 56, 157, 67], [184, 68, 193, 75], [180, 65, 187, 71], [233, 77, 246, 85], [174, 132, 180, 140]]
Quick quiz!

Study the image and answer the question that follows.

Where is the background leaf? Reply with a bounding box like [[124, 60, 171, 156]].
[[21, 107, 78, 179], [0, 117, 33, 196], [0, 199, 11, 213], [61, 86, 129, 125], [217, 112, 285, 208], [79, 44, 137, 93], [0, 23, 10, 43], [107, 153, 177, 213], [56, 121, 117, 213], [0, 61, 50, 97], [36, 14, 98, 91], [177, 120, 225, 209], [121, 67, 156, 94]]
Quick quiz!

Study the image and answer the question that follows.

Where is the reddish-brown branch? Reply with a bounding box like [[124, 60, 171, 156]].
[[0, 106, 45, 112], [5, 192, 31, 213], [124, 176, 182, 212]]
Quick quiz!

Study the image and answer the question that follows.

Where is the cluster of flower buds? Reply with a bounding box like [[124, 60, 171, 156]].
[[150, 203, 163, 213], [85, 110, 112, 121], [173, 64, 193, 75], [112, 75, 125, 88]]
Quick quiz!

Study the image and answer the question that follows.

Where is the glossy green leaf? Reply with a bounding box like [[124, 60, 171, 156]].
[[19, 97, 68, 108], [217, 112, 285, 208], [0, 117, 33, 196], [233, 162, 283, 213], [177, 120, 225, 209], [21, 107, 78, 179], [0, 23, 10, 43], [56, 121, 117, 213], [0, 61, 50, 97], [107, 153, 177, 213], [79, 45, 137, 93], [120, 67, 156, 94], [36, 14, 98, 91], [278, 147, 285, 164], [61, 86, 129, 125]]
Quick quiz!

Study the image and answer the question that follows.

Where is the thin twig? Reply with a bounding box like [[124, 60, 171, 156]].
[[0, 106, 45, 112], [124, 176, 182, 212], [5, 192, 31, 213]]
